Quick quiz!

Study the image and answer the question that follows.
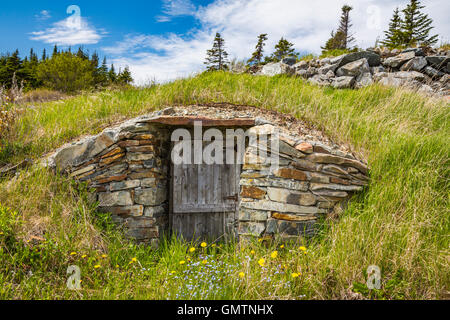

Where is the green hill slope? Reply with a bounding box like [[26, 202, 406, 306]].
[[0, 72, 448, 299]]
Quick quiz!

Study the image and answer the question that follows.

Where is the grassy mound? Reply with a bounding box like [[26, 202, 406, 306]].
[[0, 72, 448, 299]]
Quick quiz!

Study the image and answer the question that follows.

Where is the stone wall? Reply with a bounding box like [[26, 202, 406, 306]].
[[238, 124, 368, 241], [252, 47, 449, 98], [44, 107, 369, 245]]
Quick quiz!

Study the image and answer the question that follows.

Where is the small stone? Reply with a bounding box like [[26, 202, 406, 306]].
[[383, 51, 415, 68], [331, 76, 355, 89], [110, 180, 141, 191], [240, 186, 267, 199], [274, 168, 308, 181], [98, 191, 133, 207], [135, 188, 167, 206], [295, 142, 313, 154], [239, 209, 268, 221], [271, 212, 317, 222]]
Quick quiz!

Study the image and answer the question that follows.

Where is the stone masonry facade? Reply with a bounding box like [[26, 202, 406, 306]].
[[44, 106, 369, 246]]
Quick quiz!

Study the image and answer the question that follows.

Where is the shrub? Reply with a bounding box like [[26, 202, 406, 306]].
[[36, 52, 95, 93]]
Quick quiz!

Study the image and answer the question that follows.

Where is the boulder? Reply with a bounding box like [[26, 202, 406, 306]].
[[337, 51, 381, 68], [425, 56, 450, 70], [282, 56, 297, 66], [402, 47, 425, 57], [371, 65, 385, 74], [355, 72, 373, 88], [293, 60, 309, 70], [331, 76, 355, 89], [318, 63, 339, 75], [336, 58, 370, 77], [376, 71, 425, 87], [423, 66, 445, 79], [400, 56, 427, 71], [383, 51, 415, 68], [259, 62, 294, 76]]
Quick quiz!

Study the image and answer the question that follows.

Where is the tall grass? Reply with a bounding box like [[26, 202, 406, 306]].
[[0, 72, 448, 299]]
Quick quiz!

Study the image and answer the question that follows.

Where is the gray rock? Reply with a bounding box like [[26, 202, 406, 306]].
[[135, 188, 167, 206], [282, 56, 297, 66], [238, 221, 266, 236], [318, 63, 339, 75], [331, 76, 355, 89], [426, 56, 450, 70], [376, 71, 425, 87], [383, 51, 415, 68], [293, 60, 309, 70], [337, 51, 381, 68], [259, 62, 294, 76], [402, 48, 425, 56], [239, 208, 269, 221], [400, 57, 427, 71], [423, 66, 445, 79], [355, 72, 373, 88], [336, 58, 370, 77], [371, 65, 385, 74], [98, 191, 133, 207]]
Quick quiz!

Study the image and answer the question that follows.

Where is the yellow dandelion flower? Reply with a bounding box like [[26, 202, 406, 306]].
[[189, 247, 196, 253], [170, 271, 176, 275], [116, 265, 119, 268], [94, 265, 101, 269], [299, 246, 307, 252], [258, 239, 263, 243], [179, 260, 186, 265], [211, 244, 216, 248], [291, 273, 300, 278], [202, 260, 208, 265], [258, 258, 265, 267], [239, 272, 245, 278], [187, 257, 191, 262], [0, 232, 4, 235], [131, 257, 137, 263], [250, 250, 255, 255], [280, 245, 285, 249], [81, 255, 87, 259], [70, 252, 77, 256], [271, 251, 278, 259], [101, 254, 108, 259], [201, 242, 207, 248]]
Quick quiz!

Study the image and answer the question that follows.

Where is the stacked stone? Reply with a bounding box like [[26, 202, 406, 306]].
[[47, 121, 170, 246], [238, 125, 369, 241], [253, 48, 450, 97]]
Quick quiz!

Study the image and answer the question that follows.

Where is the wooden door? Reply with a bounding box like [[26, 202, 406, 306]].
[[170, 142, 240, 242]]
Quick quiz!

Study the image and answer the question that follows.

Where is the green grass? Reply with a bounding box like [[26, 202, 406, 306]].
[[0, 72, 449, 299]]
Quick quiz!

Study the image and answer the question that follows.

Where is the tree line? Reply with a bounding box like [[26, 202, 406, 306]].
[[205, 0, 439, 71], [0, 45, 133, 93]]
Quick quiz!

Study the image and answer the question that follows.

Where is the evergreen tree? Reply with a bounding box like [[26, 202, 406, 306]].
[[108, 64, 117, 83], [401, 0, 438, 46], [336, 5, 355, 50], [52, 45, 58, 57], [267, 38, 296, 62], [380, 8, 404, 48], [41, 48, 47, 61], [204, 33, 229, 71], [76, 47, 89, 60], [117, 66, 133, 85], [247, 34, 268, 66], [97, 57, 109, 86]]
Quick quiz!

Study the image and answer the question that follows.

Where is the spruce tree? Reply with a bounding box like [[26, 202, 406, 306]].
[[52, 45, 58, 57], [381, 8, 403, 47], [41, 48, 47, 61], [267, 38, 296, 62], [247, 34, 268, 66], [336, 5, 355, 49], [108, 64, 117, 83], [204, 33, 229, 71], [401, 0, 438, 46], [118, 66, 133, 85]]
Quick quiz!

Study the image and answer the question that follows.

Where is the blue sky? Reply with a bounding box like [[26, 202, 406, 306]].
[[1, 0, 448, 84]]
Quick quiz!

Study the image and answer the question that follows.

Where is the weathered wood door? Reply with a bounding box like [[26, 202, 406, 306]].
[[170, 141, 240, 242]]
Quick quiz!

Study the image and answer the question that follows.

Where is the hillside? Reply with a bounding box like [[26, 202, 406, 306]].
[[0, 72, 449, 299]]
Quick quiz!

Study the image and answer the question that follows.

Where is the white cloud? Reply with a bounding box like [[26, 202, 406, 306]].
[[156, 0, 196, 22], [30, 14, 106, 46], [108, 0, 450, 84], [35, 10, 51, 21]]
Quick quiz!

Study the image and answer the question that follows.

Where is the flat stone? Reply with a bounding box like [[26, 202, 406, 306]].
[[126, 153, 154, 162], [110, 180, 141, 191], [135, 188, 167, 206], [426, 56, 450, 70], [278, 140, 305, 158], [422, 66, 445, 79], [147, 116, 255, 127], [240, 186, 267, 199], [240, 178, 308, 191], [98, 191, 133, 207], [99, 153, 125, 166], [106, 205, 144, 217], [271, 212, 317, 222], [100, 147, 123, 159], [239, 208, 269, 221], [274, 168, 308, 181], [238, 222, 266, 236], [383, 51, 415, 68], [267, 187, 317, 206], [70, 165, 96, 178], [144, 205, 166, 217], [95, 174, 127, 185], [336, 58, 370, 77], [295, 142, 313, 154], [291, 159, 318, 171], [240, 200, 325, 214], [126, 145, 155, 153], [312, 190, 348, 198], [129, 171, 159, 180], [355, 72, 373, 88], [307, 154, 368, 174], [117, 140, 140, 148], [310, 183, 363, 192], [53, 141, 90, 170]]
